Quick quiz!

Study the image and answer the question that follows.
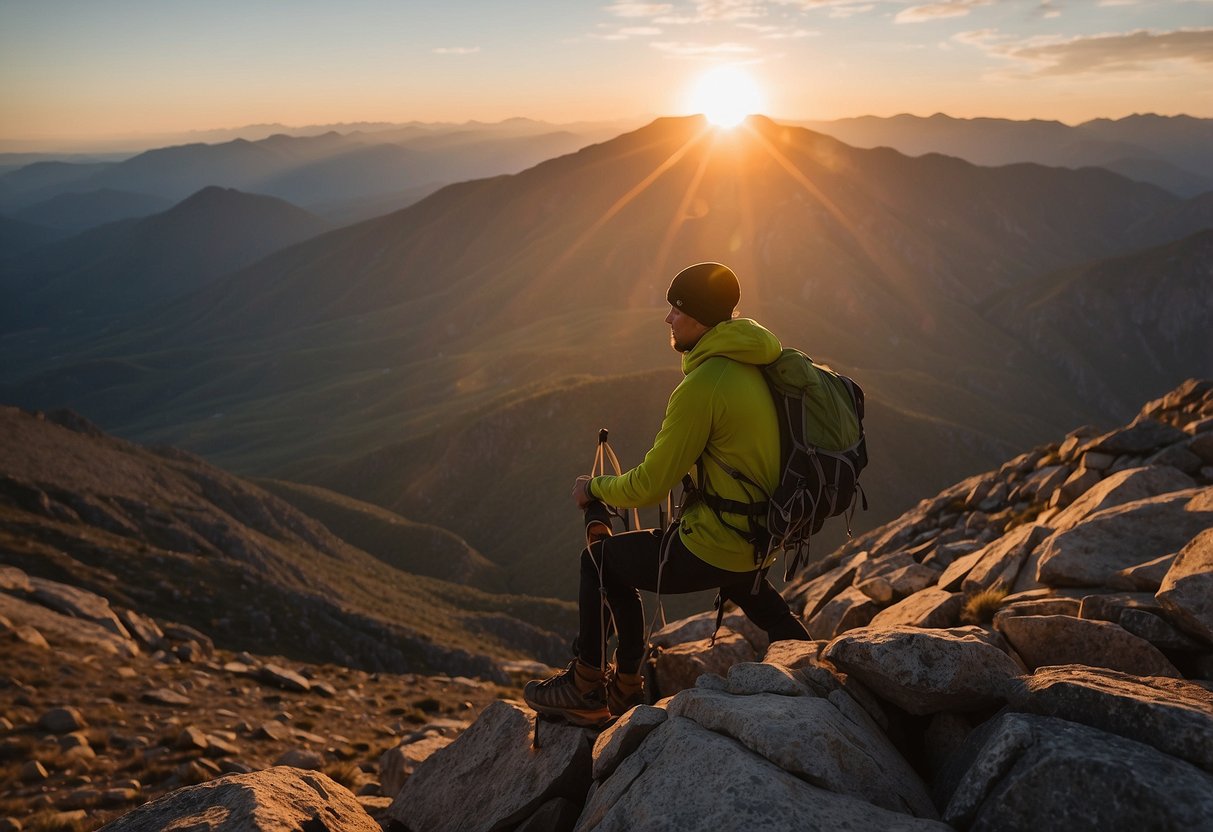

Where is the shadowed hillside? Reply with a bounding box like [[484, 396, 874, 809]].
[[0, 406, 576, 675], [984, 229, 1213, 416], [319, 367, 1036, 600], [0, 187, 332, 333]]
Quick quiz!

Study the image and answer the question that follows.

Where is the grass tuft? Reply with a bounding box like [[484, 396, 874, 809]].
[[960, 586, 1009, 625]]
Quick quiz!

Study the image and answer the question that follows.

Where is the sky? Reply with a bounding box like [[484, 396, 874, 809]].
[[1, 0, 1210, 148]]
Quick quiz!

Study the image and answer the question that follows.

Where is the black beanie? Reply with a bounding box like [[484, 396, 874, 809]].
[[666, 262, 740, 326]]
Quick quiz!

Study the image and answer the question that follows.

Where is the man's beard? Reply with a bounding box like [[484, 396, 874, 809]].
[[671, 333, 696, 353]]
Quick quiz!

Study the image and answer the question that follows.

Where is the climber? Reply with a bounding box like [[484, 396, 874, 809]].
[[523, 262, 810, 727]]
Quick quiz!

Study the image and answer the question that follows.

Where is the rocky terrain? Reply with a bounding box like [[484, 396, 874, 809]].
[[0, 568, 546, 831], [3, 379, 1212, 831]]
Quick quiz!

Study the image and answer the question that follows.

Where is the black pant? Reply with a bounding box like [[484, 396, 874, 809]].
[[578, 528, 810, 673]]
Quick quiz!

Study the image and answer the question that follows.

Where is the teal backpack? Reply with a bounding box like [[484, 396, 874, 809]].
[[698, 348, 868, 580]]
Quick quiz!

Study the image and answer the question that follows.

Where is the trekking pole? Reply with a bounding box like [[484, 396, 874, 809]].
[[595, 429, 639, 531]]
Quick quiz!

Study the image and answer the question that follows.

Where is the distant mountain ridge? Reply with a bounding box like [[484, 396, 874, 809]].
[[802, 113, 1213, 196], [1, 186, 332, 334], [11, 187, 173, 233], [0, 120, 628, 221]]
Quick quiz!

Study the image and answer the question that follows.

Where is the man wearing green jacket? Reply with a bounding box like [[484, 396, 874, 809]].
[[524, 262, 810, 727]]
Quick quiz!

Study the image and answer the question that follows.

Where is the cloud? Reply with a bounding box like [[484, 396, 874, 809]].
[[770, 0, 873, 8], [955, 26, 1213, 75], [694, 0, 767, 20], [895, 0, 992, 23], [829, 3, 876, 18], [738, 21, 819, 37], [651, 40, 759, 56], [432, 46, 481, 55], [620, 26, 664, 34], [604, 2, 674, 16]]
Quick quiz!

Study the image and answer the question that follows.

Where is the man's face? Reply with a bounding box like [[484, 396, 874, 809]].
[[666, 306, 710, 353]]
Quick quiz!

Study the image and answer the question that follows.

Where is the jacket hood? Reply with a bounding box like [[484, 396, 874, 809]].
[[682, 318, 782, 374]]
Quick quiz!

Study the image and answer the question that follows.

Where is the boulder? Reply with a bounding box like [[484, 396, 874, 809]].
[[259, 664, 311, 692], [575, 717, 951, 832], [1147, 444, 1204, 474], [992, 597, 1082, 631], [140, 688, 192, 707], [1008, 665, 1213, 773], [1077, 592, 1161, 622], [853, 552, 916, 584], [807, 586, 879, 640], [274, 749, 325, 770], [789, 556, 861, 620], [97, 767, 378, 832], [724, 662, 815, 697], [858, 563, 939, 603], [961, 524, 1049, 594], [1107, 553, 1176, 591], [1118, 608, 1206, 651], [1046, 465, 1197, 533], [1089, 419, 1190, 455], [869, 587, 963, 629], [38, 707, 86, 734], [1157, 527, 1213, 644], [652, 630, 756, 698], [115, 608, 165, 650], [378, 734, 453, 798], [0, 565, 32, 594], [387, 701, 593, 832], [942, 713, 1213, 831], [650, 609, 766, 653], [1035, 488, 1213, 587], [0, 592, 136, 656], [28, 577, 131, 640], [1053, 465, 1102, 506], [665, 687, 937, 817], [760, 639, 825, 669], [936, 548, 984, 591], [996, 615, 1180, 677], [592, 704, 668, 781], [822, 626, 1022, 715]]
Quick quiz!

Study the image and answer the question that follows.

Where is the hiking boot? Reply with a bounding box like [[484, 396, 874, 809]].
[[606, 668, 645, 717], [523, 660, 610, 727]]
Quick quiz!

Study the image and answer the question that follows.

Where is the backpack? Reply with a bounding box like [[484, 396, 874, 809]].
[[696, 348, 868, 581]]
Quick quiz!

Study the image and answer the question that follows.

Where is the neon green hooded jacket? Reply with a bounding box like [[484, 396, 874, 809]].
[[588, 318, 781, 572]]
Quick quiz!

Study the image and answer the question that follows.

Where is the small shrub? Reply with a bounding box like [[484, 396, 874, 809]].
[[961, 586, 1009, 625]]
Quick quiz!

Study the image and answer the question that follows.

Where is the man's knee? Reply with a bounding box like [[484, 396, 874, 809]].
[[580, 540, 606, 574]]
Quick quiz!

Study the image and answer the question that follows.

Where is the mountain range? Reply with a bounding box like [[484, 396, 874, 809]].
[[0, 119, 631, 227], [3, 114, 1209, 602], [802, 113, 1213, 196]]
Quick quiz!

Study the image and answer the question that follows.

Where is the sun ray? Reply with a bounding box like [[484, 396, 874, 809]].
[[743, 123, 940, 331], [743, 124, 914, 288], [545, 123, 713, 278], [653, 134, 715, 278]]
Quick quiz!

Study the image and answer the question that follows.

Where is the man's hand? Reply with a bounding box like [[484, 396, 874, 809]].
[[573, 475, 593, 510]]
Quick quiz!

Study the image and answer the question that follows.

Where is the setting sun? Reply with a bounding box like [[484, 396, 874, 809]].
[[686, 66, 765, 128]]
